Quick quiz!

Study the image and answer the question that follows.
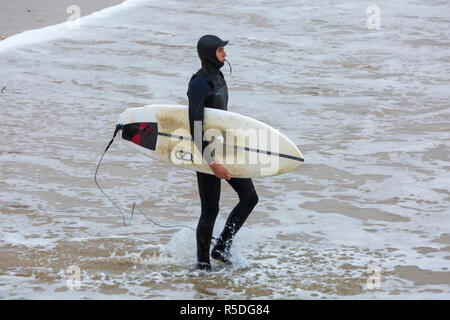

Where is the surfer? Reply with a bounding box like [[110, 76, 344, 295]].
[[187, 35, 259, 271]]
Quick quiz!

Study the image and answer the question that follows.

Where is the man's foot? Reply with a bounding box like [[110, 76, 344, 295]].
[[196, 262, 212, 271], [211, 246, 232, 265]]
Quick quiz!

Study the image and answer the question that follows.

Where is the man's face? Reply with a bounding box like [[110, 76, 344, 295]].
[[216, 46, 227, 63]]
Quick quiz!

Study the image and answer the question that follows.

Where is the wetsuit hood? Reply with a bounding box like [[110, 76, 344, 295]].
[[197, 35, 229, 75]]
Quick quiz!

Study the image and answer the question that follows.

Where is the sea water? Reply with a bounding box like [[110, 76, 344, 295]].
[[0, 0, 449, 299]]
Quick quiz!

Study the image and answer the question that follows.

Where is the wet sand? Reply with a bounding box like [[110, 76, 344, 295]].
[[0, 0, 123, 38]]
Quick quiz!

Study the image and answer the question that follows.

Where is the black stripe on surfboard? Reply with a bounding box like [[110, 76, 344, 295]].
[[156, 131, 304, 163]]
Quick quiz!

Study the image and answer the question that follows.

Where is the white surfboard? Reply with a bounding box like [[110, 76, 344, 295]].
[[117, 105, 303, 178]]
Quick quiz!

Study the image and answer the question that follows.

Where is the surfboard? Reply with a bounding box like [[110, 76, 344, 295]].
[[117, 105, 303, 178]]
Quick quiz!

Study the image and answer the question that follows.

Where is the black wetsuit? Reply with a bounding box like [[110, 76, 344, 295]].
[[187, 35, 259, 269]]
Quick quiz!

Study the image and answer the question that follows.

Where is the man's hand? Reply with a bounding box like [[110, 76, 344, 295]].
[[209, 161, 231, 180]]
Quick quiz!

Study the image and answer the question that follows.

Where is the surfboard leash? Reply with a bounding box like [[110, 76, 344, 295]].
[[94, 123, 197, 234], [94, 123, 135, 226]]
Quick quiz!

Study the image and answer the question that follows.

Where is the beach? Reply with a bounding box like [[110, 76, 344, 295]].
[[0, 0, 449, 300], [0, 0, 123, 38]]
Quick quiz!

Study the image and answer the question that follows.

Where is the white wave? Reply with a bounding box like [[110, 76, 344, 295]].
[[0, 0, 147, 53]]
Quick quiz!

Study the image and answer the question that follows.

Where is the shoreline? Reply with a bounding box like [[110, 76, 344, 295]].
[[0, 0, 124, 39]]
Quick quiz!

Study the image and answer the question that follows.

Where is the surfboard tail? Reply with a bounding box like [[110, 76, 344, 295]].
[[122, 122, 159, 151]]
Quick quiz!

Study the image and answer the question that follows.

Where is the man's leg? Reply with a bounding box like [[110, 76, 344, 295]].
[[196, 171, 221, 270], [212, 177, 258, 263]]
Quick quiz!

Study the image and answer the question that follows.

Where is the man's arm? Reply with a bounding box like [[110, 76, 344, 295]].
[[188, 77, 214, 164], [187, 77, 231, 180]]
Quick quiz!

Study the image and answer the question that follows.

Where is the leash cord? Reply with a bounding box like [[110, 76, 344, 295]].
[[94, 123, 196, 233]]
